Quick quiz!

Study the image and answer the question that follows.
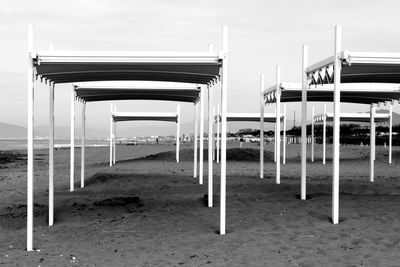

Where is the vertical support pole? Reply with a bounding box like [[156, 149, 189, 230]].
[[389, 103, 393, 164], [275, 65, 281, 184], [301, 45, 308, 200], [323, 104, 327, 165], [70, 87, 75, 191], [113, 105, 116, 165], [81, 101, 86, 188], [332, 25, 342, 224], [199, 87, 205, 185], [213, 106, 216, 161], [27, 24, 34, 252], [370, 104, 375, 182], [220, 25, 228, 235], [194, 102, 198, 177], [49, 83, 54, 227], [217, 104, 220, 164], [109, 104, 113, 167], [260, 74, 265, 179], [208, 85, 213, 207], [283, 104, 286, 165], [311, 106, 315, 162], [113, 121, 116, 164], [176, 104, 181, 163]]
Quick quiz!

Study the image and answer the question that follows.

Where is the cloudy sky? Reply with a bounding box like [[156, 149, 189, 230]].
[[1, 0, 400, 136]]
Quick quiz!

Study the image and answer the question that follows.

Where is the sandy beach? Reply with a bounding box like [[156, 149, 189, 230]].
[[1, 141, 400, 266]]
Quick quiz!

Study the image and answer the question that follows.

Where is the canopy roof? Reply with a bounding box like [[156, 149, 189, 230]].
[[75, 82, 201, 103], [112, 112, 178, 122], [307, 51, 400, 85], [264, 82, 400, 104], [314, 112, 390, 123], [32, 51, 222, 84], [216, 113, 284, 123]]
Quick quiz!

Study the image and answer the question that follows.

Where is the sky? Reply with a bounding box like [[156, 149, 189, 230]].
[[1, 0, 400, 137]]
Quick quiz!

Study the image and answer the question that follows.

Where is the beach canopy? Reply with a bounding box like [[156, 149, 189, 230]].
[[264, 82, 400, 104], [109, 106, 181, 166], [27, 24, 228, 252], [33, 51, 222, 84], [302, 25, 400, 225], [314, 112, 390, 123], [74, 83, 201, 103]]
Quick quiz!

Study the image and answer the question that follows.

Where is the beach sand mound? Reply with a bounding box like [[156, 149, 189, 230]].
[[138, 148, 274, 162]]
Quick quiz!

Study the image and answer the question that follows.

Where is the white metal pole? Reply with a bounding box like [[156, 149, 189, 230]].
[[176, 104, 181, 163], [311, 106, 315, 162], [70, 87, 75, 191], [208, 85, 213, 207], [332, 25, 342, 224], [194, 102, 198, 177], [113, 105, 116, 164], [283, 104, 286, 165], [81, 102, 86, 188], [199, 87, 205, 185], [220, 25, 228, 235], [217, 104, 220, 164], [109, 104, 113, 166], [301, 45, 308, 200], [323, 104, 327, 165], [260, 74, 265, 179], [49, 83, 54, 227], [113, 121, 116, 164], [213, 106, 216, 162], [389, 103, 393, 164], [27, 24, 34, 252], [370, 104, 375, 182], [276, 65, 281, 184]]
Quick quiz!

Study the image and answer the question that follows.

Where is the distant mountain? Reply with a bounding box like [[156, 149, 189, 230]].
[[0, 122, 26, 139]]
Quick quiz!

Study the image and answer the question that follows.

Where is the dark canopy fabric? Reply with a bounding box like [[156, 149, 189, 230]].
[[33, 51, 222, 84], [215, 113, 284, 123], [307, 51, 400, 85], [75, 88, 200, 103], [314, 112, 390, 123], [264, 82, 400, 104], [112, 113, 178, 122]]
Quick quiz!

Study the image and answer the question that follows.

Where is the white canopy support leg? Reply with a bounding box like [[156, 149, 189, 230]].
[[176, 104, 181, 163], [323, 104, 327, 165], [220, 25, 228, 235], [389, 103, 393, 164], [70, 87, 75, 191], [370, 104, 376, 182], [49, 83, 55, 227], [27, 24, 34, 251], [311, 106, 314, 162], [113, 121, 116, 164], [332, 25, 342, 224], [81, 101, 86, 188], [199, 87, 205, 185], [217, 104, 220, 164], [194, 102, 198, 177], [109, 104, 113, 167], [260, 74, 265, 179], [213, 106, 216, 162], [208, 85, 213, 207], [275, 65, 281, 184], [283, 104, 286, 165], [301, 45, 308, 200]]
